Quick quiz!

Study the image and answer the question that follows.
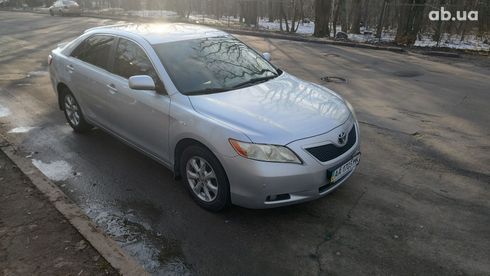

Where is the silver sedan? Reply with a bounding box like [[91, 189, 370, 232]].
[[48, 23, 360, 211], [49, 0, 81, 16]]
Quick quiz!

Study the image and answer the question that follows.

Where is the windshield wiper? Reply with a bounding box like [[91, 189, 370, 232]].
[[187, 74, 278, 95], [187, 87, 230, 95], [232, 75, 278, 89]]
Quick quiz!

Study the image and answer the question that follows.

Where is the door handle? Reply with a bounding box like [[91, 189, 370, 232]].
[[66, 64, 74, 72], [107, 83, 118, 94]]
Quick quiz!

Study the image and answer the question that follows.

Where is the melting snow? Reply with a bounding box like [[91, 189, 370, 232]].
[[27, 70, 48, 77], [84, 202, 192, 275], [0, 104, 11, 117], [8, 126, 36, 133], [32, 159, 73, 181]]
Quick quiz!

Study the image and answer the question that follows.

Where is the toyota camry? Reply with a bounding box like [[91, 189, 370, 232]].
[[48, 23, 360, 211]]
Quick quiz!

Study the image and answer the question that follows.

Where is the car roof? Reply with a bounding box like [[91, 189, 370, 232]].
[[85, 23, 229, 45]]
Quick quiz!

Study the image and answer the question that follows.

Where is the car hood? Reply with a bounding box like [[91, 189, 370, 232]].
[[189, 73, 351, 145]]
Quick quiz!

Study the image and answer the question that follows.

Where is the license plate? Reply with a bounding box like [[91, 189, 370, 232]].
[[328, 154, 360, 183]]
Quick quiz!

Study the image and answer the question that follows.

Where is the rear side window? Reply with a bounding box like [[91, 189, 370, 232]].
[[113, 38, 158, 83], [71, 35, 114, 71]]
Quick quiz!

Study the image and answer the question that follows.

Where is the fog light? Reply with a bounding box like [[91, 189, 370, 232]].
[[266, 194, 291, 202]]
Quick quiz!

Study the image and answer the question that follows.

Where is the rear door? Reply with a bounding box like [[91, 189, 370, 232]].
[[102, 37, 171, 162], [68, 34, 116, 128]]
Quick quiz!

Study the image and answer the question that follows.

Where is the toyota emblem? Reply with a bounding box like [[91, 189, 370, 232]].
[[338, 131, 347, 145]]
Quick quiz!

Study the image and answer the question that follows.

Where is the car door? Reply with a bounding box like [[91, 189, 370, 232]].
[[104, 37, 171, 162], [67, 34, 116, 128]]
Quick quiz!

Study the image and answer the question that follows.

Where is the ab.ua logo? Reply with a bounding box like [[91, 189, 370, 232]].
[[429, 7, 478, 21]]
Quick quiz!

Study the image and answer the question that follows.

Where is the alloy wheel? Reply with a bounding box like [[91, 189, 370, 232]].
[[64, 94, 80, 126], [186, 156, 219, 202]]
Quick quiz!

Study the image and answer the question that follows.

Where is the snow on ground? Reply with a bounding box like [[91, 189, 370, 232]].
[[0, 104, 11, 117], [415, 34, 490, 51], [258, 18, 315, 34], [32, 159, 74, 181], [127, 9, 178, 18], [8, 126, 36, 133]]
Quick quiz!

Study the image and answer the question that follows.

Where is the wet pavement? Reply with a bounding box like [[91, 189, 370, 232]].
[[0, 150, 118, 275], [1, 11, 489, 275]]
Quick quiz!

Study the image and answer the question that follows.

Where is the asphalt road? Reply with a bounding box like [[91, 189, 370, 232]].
[[1, 11, 489, 276]]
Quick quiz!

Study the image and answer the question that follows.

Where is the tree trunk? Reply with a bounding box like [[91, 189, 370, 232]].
[[313, 0, 332, 37], [395, 0, 426, 46], [340, 0, 347, 32], [332, 0, 342, 36], [241, 0, 258, 27], [268, 0, 274, 22], [280, 0, 290, 32], [350, 0, 362, 34], [291, 0, 297, 33], [376, 0, 388, 41], [363, 0, 370, 28], [432, 0, 445, 46]]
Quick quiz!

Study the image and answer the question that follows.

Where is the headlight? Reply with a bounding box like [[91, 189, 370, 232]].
[[345, 100, 357, 120], [229, 139, 302, 164]]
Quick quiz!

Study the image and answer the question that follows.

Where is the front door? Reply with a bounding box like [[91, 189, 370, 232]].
[[104, 38, 171, 163]]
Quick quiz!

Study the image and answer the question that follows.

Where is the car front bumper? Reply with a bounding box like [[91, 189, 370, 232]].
[[221, 118, 360, 209]]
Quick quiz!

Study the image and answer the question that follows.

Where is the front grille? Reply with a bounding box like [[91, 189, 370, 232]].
[[305, 125, 356, 162]]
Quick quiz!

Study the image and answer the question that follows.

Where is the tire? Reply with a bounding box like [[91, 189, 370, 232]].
[[49, 9, 54, 16], [62, 91, 92, 133], [180, 145, 231, 211]]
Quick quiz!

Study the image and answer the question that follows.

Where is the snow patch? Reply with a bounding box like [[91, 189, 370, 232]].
[[8, 126, 36, 133], [127, 9, 178, 18], [27, 70, 48, 77], [259, 18, 315, 34], [84, 202, 192, 275], [414, 34, 490, 51], [0, 104, 11, 117], [32, 159, 73, 181]]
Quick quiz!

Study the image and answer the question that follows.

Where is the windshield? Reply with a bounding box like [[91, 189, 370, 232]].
[[152, 36, 279, 95]]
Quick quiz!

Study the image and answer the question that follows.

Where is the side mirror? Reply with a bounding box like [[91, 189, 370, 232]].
[[262, 52, 271, 61], [128, 75, 156, 91]]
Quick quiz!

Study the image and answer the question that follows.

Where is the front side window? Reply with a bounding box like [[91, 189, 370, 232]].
[[71, 35, 114, 71], [113, 38, 158, 84], [152, 36, 279, 95]]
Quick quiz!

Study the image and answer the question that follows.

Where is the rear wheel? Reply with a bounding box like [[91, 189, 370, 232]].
[[62, 91, 92, 133], [180, 145, 230, 211]]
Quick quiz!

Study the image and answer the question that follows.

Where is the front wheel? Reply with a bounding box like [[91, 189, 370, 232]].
[[62, 92, 92, 133], [180, 145, 231, 211], [49, 9, 54, 16]]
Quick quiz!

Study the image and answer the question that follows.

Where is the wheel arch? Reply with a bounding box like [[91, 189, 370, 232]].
[[56, 82, 71, 110], [173, 138, 226, 180]]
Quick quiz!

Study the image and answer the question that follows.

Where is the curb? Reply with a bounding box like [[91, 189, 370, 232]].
[[0, 136, 148, 276], [421, 51, 461, 58]]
